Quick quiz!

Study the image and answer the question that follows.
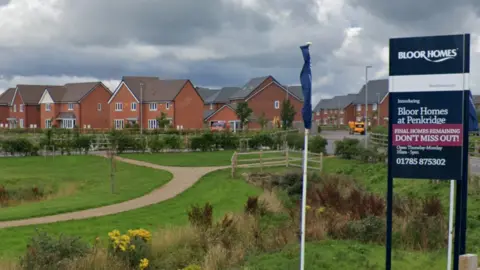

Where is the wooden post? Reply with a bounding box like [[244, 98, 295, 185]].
[[260, 150, 263, 172], [44, 145, 47, 161], [459, 254, 477, 270], [231, 151, 237, 178], [286, 146, 289, 167], [320, 152, 323, 172]]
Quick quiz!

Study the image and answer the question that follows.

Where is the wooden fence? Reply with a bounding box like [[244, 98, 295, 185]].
[[230, 149, 323, 177]]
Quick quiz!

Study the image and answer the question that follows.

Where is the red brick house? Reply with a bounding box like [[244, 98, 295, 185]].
[[313, 94, 356, 126], [108, 76, 204, 130], [7, 85, 55, 129], [204, 76, 304, 130], [39, 82, 112, 129], [350, 79, 389, 126], [0, 88, 14, 128]]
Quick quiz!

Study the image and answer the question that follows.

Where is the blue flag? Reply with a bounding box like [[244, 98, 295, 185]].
[[468, 91, 479, 131], [300, 44, 312, 130]]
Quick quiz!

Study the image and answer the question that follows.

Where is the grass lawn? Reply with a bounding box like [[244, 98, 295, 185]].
[[0, 168, 261, 259], [122, 150, 323, 168], [242, 240, 446, 270], [0, 155, 172, 221]]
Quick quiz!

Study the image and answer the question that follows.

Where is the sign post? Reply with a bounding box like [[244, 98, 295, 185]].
[[387, 34, 470, 270]]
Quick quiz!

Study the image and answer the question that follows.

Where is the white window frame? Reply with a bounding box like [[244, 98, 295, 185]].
[[19, 119, 24, 128], [13, 104, 16, 112], [115, 103, 123, 111], [372, 103, 378, 111], [165, 102, 170, 110], [149, 103, 157, 111], [97, 103, 102, 111], [209, 103, 213, 110], [131, 102, 137, 111], [148, 119, 157, 129], [340, 109, 344, 114], [68, 103, 74, 111], [356, 104, 361, 111], [20, 104, 24, 112], [45, 103, 51, 111], [61, 119, 75, 129], [45, 119, 52, 128], [323, 109, 327, 115], [114, 119, 124, 129], [274, 100, 280, 109], [316, 111, 320, 116], [340, 118, 344, 125]]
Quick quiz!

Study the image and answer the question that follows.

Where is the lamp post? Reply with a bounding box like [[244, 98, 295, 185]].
[[364, 65, 372, 148], [139, 81, 144, 135]]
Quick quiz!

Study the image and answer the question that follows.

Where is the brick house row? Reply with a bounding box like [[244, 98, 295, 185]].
[[313, 79, 389, 127], [0, 82, 111, 129], [0, 75, 306, 131]]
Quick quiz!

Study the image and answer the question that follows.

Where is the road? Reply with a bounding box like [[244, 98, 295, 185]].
[[319, 130, 365, 155]]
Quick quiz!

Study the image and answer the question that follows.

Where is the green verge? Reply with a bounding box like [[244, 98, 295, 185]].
[[0, 155, 172, 221], [0, 168, 261, 259]]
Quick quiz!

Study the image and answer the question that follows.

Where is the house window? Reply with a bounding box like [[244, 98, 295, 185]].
[[61, 119, 75, 129], [372, 103, 378, 111], [114, 119, 124, 129], [131, 102, 137, 111], [274, 100, 280, 109], [323, 109, 327, 115], [209, 103, 213, 110], [97, 103, 102, 111], [340, 118, 344, 125], [356, 104, 361, 111], [340, 109, 344, 114], [20, 104, 24, 112], [148, 119, 157, 129], [45, 103, 51, 111], [45, 119, 52, 128], [13, 105, 16, 112], [115, 103, 123, 111], [165, 102, 170, 110], [316, 111, 320, 116], [323, 118, 327, 125], [19, 119, 24, 128], [149, 103, 157, 111], [68, 103, 74, 111]]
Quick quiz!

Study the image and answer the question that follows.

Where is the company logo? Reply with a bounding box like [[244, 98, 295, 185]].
[[398, 49, 458, 63]]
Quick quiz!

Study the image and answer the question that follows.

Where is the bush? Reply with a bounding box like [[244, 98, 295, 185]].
[[309, 136, 327, 154], [74, 135, 92, 154], [215, 132, 239, 150], [148, 135, 165, 153], [1, 138, 38, 156], [250, 133, 274, 149], [188, 203, 213, 230], [108, 229, 152, 269], [371, 125, 388, 134], [190, 133, 215, 151], [286, 133, 304, 149], [334, 138, 360, 159], [20, 230, 90, 269], [346, 216, 385, 243], [317, 125, 322, 134], [164, 134, 182, 149]]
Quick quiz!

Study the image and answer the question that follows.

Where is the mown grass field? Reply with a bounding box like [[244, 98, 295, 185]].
[[0, 155, 172, 221]]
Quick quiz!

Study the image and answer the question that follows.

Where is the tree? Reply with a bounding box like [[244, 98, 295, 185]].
[[235, 102, 252, 130], [156, 112, 171, 130], [257, 112, 268, 130], [280, 99, 296, 130]]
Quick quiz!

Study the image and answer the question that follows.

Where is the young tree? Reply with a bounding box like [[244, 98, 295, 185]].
[[156, 112, 171, 130], [235, 102, 253, 130], [257, 112, 268, 130], [280, 99, 296, 130]]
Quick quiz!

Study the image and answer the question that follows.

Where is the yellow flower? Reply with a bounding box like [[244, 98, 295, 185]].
[[128, 228, 152, 242], [130, 244, 136, 250], [108, 229, 121, 239], [306, 205, 312, 211], [139, 258, 149, 270], [316, 207, 326, 215]]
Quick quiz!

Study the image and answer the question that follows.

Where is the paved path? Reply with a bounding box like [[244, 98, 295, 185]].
[[0, 156, 228, 229]]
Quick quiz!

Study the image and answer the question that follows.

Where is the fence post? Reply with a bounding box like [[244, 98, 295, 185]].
[[260, 150, 263, 172], [231, 151, 237, 178], [459, 254, 477, 270], [286, 146, 289, 167], [320, 152, 323, 172]]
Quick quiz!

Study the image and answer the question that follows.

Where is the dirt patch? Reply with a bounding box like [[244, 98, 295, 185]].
[[0, 183, 77, 207]]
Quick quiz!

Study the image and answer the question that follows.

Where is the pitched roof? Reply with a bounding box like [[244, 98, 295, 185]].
[[203, 109, 215, 120], [45, 82, 103, 103], [56, 112, 76, 119], [313, 94, 357, 111], [204, 103, 239, 120], [284, 85, 304, 101], [16, 85, 58, 105], [205, 87, 241, 104], [0, 88, 15, 105], [122, 76, 189, 102], [352, 79, 389, 105], [229, 76, 270, 100], [196, 87, 220, 101]]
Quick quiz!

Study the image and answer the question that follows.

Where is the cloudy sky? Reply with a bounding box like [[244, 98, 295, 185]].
[[1, 0, 480, 105]]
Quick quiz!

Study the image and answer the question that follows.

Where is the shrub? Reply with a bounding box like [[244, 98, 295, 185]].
[[188, 203, 213, 230], [107, 229, 152, 269], [19, 230, 90, 269], [1, 138, 38, 156], [74, 135, 92, 154], [286, 133, 304, 149], [215, 132, 239, 150], [182, 264, 202, 270], [250, 133, 274, 149], [148, 136, 165, 153], [190, 134, 214, 152], [346, 216, 385, 243], [334, 138, 360, 159], [309, 136, 327, 154], [317, 125, 322, 134], [164, 134, 182, 149]]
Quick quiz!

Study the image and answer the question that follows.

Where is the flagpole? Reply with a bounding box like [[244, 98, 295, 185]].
[[300, 128, 309, 270], [299, 41, 312, 270]]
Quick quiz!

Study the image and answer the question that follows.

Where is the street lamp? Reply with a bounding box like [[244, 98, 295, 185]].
[[364, 65, 372, 148]]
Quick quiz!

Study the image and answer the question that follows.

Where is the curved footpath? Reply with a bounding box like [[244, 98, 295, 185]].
[[0, 156, 229, 229]]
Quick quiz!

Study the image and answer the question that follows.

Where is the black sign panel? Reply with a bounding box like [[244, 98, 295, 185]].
[[389, 34, 470, 76], [389, 91, 464, 179]]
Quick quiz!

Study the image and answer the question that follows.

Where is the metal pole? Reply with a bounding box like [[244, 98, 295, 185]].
[[299, 128, 309, 270], [140, 82, 144, 135], [447, 179, 455, 270], [364, 65, 371, 148]]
